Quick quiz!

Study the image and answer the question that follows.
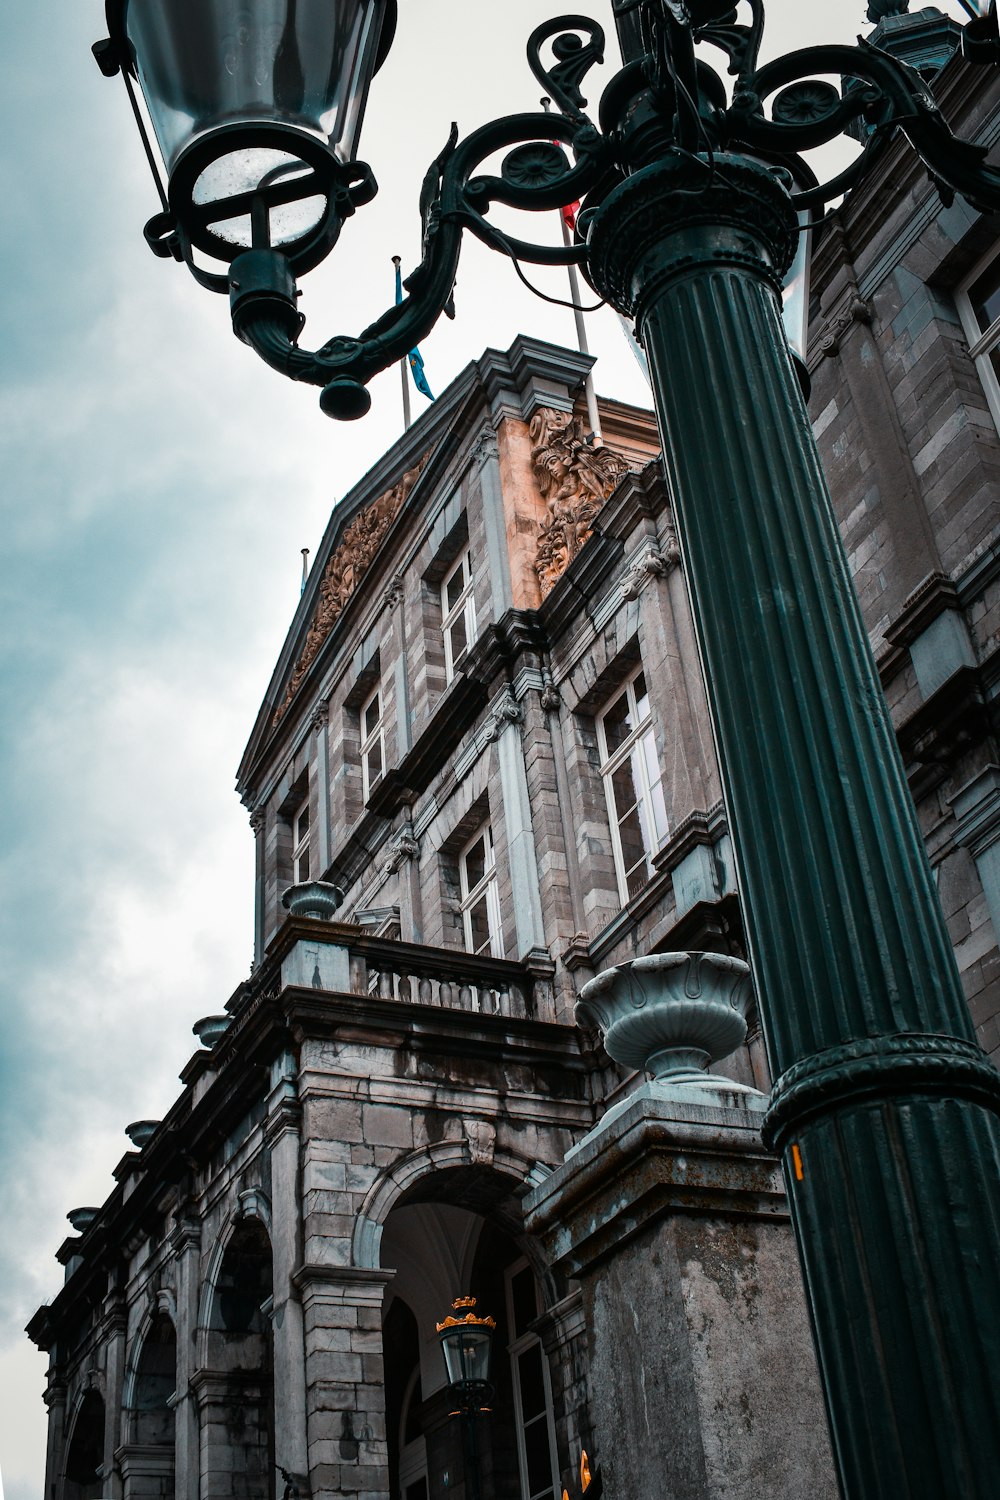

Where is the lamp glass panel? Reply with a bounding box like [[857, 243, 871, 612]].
[[441, 1326, 492, 1386], [125, 0, 387, 174]]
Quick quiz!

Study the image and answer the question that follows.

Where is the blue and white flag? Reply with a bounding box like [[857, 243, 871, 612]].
[[394, 262, 434, 402]]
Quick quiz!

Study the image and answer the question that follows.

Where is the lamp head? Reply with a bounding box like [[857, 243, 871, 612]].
[[436, 1297, 496, 1395], [99, 0, 396, 275]]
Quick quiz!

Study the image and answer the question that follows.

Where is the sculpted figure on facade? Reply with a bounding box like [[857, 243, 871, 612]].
[[273, 456, 428, 723], [530, 408, 630, 597]]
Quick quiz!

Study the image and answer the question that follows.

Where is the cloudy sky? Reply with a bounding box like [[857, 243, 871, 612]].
[[0, 2, 978, 1494]]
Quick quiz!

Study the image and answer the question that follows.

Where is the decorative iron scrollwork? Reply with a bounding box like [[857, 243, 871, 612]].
[[224, 1, 1000, 417]]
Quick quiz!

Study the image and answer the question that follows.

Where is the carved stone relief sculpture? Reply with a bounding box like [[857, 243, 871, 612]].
[[530, 408, 630, 597], [273, 456, 427, 724]]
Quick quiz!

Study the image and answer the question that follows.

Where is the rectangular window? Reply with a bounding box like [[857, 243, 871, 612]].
[[597, 666, 668, 903], [292, 798, 311, 884], [360, 683, 385, 802], [505, 1260, 559, 1500], [459, 823, 501, 956], [957, 247, 1000, 433], [442, 549, 477, 682]]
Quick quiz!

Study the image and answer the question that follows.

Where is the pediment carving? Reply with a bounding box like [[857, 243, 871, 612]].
[[273, 456, 428, 725], [530, 408, 630, 597]]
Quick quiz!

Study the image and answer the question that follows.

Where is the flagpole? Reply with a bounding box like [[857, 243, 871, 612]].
[[392, 255, 412, 430], [560, 214, 603, 445], [543, 98, 602, 445]]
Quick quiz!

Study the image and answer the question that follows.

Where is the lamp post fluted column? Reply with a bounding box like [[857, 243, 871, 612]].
[[586, 151, 1000, 1499]]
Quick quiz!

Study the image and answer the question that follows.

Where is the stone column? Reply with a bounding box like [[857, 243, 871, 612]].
[[295, 1266, 394, 1500], [265, 1051, 310, 1492], [171, 1211, 202, 1499], [524, 1092, 837, 1500], [586, 149, 1000, 1497]]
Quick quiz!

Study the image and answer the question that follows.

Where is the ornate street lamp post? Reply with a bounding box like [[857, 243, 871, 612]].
[[94, 2, 1000, 1494], [436, 1297, 496, 1500]]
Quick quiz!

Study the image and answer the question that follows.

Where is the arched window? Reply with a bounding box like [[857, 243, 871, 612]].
[[132, 1312, 177, 1446], [64, 1390, 105, 1500]]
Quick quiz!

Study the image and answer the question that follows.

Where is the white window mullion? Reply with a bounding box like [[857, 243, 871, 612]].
[[292, 798, 311, 884], [360, 683, 385, 802], [459, 823, 500, 956], [957, 245, 1000, 436], [442, 550, 477, 682], [598, 666, 668, 904]]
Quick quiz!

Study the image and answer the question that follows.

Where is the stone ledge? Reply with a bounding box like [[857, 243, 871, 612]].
[[524, 1090, 785, 1279]]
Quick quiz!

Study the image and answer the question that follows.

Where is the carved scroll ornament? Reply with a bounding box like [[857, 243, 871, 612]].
[[273, 457, 427, 725], [530, 408, 630, 597]]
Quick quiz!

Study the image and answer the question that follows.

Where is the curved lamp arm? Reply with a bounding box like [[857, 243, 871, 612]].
[[219, 2, 1000, 419]]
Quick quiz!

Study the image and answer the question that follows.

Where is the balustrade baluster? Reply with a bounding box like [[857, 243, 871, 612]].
[[398, 973, 412, 1002], [417, 976, 432, 1005], [438, 980, 452, 1007]]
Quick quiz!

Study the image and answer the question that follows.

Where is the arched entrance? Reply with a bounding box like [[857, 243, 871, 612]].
[[378, 1169, 563, 1500], [200, 1218, 275, 1499]]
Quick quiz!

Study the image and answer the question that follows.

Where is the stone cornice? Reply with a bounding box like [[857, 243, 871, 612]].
[[364, 673, 488, 822], [884, 571, 964, 651], [895, 664, 994, 799], [523, 1094, 785, 1278]]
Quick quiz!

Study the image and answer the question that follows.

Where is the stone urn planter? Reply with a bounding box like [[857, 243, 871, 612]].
[[67, 1207, 99, 1234], [125, 1119, 160, 1150], [576, 951, 760, 1112], [193, 1014, 230, 1048], [281, 879, 345, 920]]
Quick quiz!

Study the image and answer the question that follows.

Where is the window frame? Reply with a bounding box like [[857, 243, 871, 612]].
[[596, 664, 669, 904], [458, 822, 502, 957], [441, 549, 477, 683], [956, 244, 1000, 435], [291, 796, 312, 884], [504, 1258, 560, 1500], [359, 681, 386, 803], [397, 1365, 428, 1499]]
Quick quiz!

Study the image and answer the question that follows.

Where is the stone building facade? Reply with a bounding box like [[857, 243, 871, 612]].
[[28, 15, 1000, 1500]]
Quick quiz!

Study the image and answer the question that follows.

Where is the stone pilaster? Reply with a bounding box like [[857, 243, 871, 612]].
[[101, 1292, 128, 1498], [489, 691, 548, 965], [294, 1265, 394, 1500], [266, 1052, 310, 1492], [250, 808, 266, 966], [171, 1212, 202, 1499], [313, 699, 332, 873], [524, 1094, 837, 1500], [42, 1371, 67, 1500], [117, 1443, 176, 1499]]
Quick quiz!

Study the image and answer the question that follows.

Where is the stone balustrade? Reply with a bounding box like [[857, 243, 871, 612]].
[[239, 916, 539, 1024], [347, 933, 532, 1018]]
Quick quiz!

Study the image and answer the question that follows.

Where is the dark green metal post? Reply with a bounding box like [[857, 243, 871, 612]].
[[587, 152, 1000, 1499]]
